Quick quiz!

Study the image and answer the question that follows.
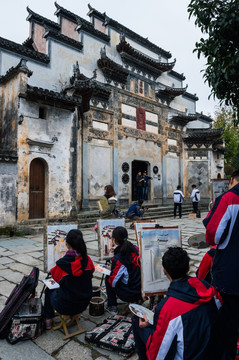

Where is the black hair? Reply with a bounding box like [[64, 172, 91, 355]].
[[177, 185, 181, 190], [104, 185, 116, 199], [138, 200, 144, 206], [112, 226, 137, 261], [162, 247, 190, 280], [66, 229, 87, 257], [231, 170, 239, 182], [192, 184, 196, 188]]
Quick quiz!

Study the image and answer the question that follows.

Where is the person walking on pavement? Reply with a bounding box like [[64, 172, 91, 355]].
[[173, 185, 184, 218], [203, 169, 239, 360], [190, 184, 200, 213], [142, 171, 152, 201], [136, 171, 144, 202]]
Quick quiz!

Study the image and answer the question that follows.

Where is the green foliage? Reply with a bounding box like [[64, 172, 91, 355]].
[[213, 107, 239, 168], [188, 0, 239, 124]]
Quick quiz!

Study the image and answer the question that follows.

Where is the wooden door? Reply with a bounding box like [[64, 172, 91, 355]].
[[29, 159, 45, 219]]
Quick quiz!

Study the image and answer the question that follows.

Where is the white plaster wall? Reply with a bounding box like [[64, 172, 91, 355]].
[[187, 120, 210, 129], [166, 156, 180, 197], [168, 139, 177, 146], [92, 121, 108, 131], [0, 164, 17, 226], [146, 111, 158, 123], [122, 118, 136, 128], [88, 144, 112, 198], [17, 98, 75, 219], [146, 124, 158, 134], [122, 103, 136, 116]]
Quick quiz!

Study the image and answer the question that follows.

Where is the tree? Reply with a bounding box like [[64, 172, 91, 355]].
[[188, 0, 239, 125], [213, 107, 239, 174]]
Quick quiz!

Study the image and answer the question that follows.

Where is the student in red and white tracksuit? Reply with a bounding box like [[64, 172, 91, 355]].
[[203, 170, 239, 360], [132, 247, 221, 360], [196, 245, 216, 283], [105, 226, 141, 315]]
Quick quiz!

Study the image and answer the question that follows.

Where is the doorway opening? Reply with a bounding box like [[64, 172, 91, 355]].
[[131, 160, 149, 201], [29, 158, 46, 219]]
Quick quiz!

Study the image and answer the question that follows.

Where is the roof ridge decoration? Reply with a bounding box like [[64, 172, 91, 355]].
[[26, 84, 82, 110], [183, 91, 199, 101], [87, 4, 172, 58], [169, 70, 186, 81], [70, 61, 97, 85], [26, 6, 60, 31], [0, 36, 50, 64], [22, 37, 36, 51], [182, 127, 224, 148], [43, 27, 83, 51], [0, 59, 33, 85], [54, 2, 110, 43], [156, 84, 188, 105], [116, 37, 175, 80], [66, 61, 111, 111], [97, 46, 129, 87]]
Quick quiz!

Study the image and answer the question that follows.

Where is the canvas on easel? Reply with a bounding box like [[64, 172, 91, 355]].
[[133, 220, 157, 251], [43, 223, 78, 272], [139, 226, 181, 297], [97, 218, 125, 259]]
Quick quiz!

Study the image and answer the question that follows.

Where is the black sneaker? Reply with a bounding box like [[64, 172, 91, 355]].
[[105, 304, 118, 315]]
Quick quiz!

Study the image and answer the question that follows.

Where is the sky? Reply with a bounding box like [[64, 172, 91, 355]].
[[0, 0, 219, 118]]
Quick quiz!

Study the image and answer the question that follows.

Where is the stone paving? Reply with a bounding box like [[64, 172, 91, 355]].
[[0, 213, 210, 360]]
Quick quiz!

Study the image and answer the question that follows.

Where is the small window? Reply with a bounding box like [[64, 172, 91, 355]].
[[139, 80, 144, 94], [39, 106, 47, 119]]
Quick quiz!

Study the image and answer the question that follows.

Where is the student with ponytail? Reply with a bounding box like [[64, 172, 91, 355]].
[[44, 229, 95, 329], [105, 226, 141, 315]]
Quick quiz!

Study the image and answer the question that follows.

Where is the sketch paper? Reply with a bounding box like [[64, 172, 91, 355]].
[[140, 227, 181, 296], [98, 219, 125, 259], [42, 278, 60, 289], [212, 179, 229, 202], [44, 224, 78, 271]]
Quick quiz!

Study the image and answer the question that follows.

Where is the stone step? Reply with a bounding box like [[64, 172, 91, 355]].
[[16, 204, 208, 234]]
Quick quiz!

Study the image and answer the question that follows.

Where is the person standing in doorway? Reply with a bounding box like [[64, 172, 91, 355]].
[[173, 185, 184, 218], [136, 171, 144, 202], [190, 184, 200, 213], [142, 171, 152, 201]]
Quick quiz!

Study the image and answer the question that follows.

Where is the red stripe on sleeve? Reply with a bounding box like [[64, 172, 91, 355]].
[[146, 297, 198, 360]]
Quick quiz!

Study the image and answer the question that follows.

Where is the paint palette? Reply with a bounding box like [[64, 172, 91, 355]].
[[129, 304, 154, 325]]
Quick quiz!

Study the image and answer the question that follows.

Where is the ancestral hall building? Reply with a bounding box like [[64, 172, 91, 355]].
[[0, 3, 224, 226]]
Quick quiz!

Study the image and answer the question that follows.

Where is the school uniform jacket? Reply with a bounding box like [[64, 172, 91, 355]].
[[197, 246, 216, 282], [108, 245, 141, 297], [146, 277, 220, 360], [51, 251, 95, 314], [203, 183, 239, 295]]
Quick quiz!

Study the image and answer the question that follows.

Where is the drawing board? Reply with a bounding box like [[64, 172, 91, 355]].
[[211, 179, 229, 202], [133, 220, 157, 250], [97, 218, 125, 259], [44, 223, 78, 272], [139, 226, 181, 296]]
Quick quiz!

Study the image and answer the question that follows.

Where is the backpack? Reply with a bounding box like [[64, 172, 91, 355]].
[[195, 190, 200, 202], [113, 208, 123, 218], [7, 297, 44, 344], [0, 267, 39, 339]]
